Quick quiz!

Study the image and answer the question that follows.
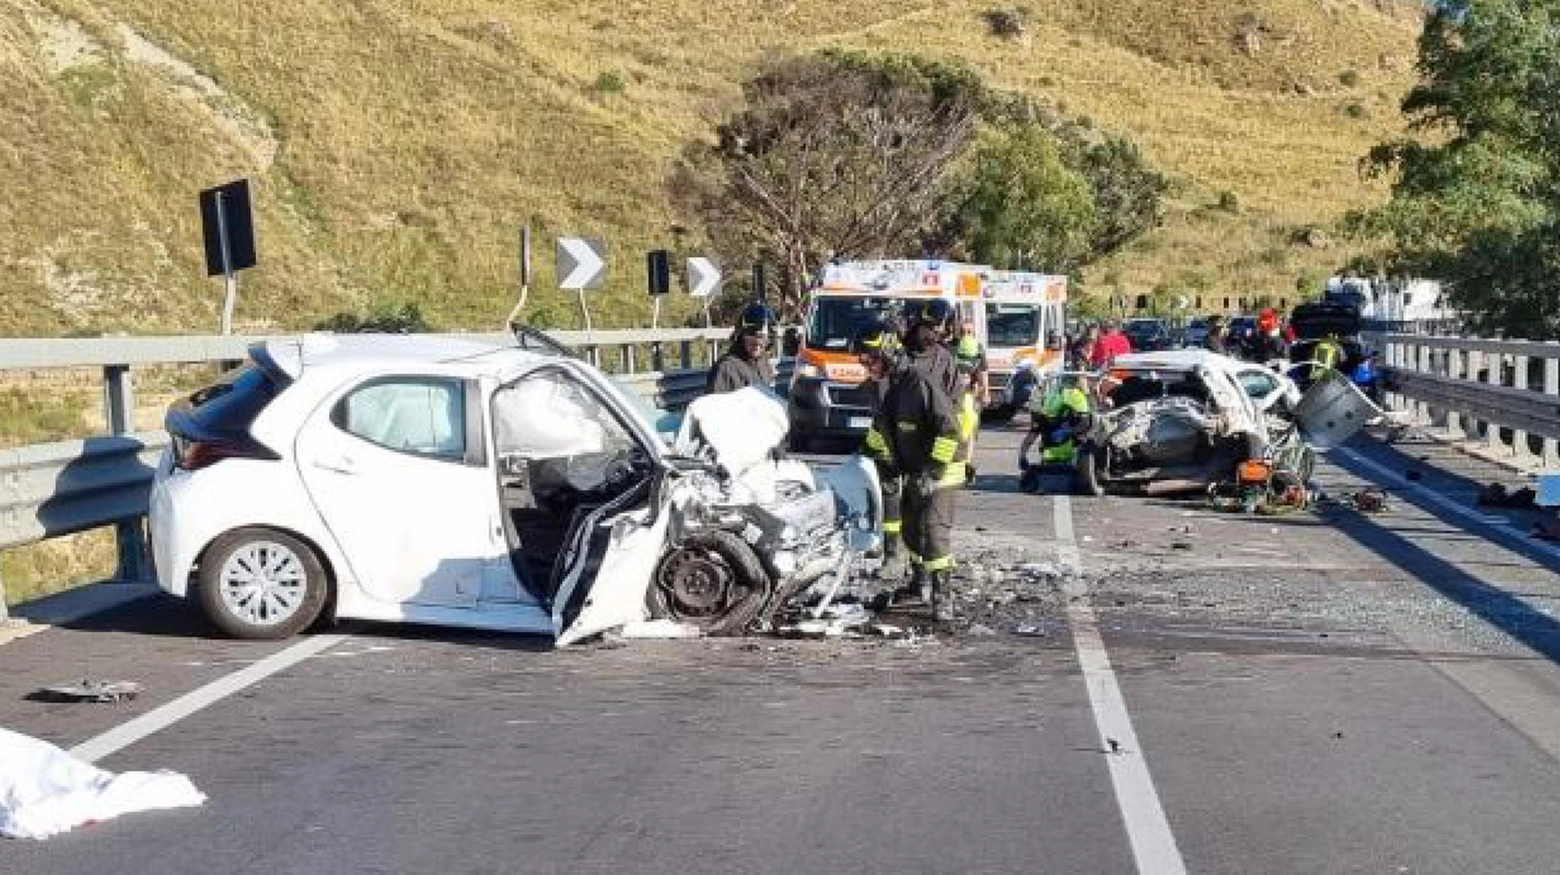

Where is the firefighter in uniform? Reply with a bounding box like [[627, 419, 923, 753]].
[[855, 323, 962, 621], [872, 300, 953, 580], [903, 299, 959, 398], [706, 303, 777, 394]]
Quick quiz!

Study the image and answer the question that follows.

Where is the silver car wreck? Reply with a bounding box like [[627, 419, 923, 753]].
[[1033, 350, 1372, 495]]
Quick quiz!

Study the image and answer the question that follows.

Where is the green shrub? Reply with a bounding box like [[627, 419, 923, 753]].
[[592, 71, 625, 94]]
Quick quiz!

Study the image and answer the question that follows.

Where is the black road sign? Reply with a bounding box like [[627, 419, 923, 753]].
[[199, 179, 256, 277], [647, 250, 670, 296]]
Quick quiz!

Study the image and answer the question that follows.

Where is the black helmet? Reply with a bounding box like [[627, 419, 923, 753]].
[[851, 320, 904, 366], [907, 298, 955, 335], [735, 302, 775, 337]]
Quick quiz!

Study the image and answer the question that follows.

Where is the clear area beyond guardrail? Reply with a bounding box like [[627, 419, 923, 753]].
[[0, 328, 795, 618], [1382, 334, 1560, 470]]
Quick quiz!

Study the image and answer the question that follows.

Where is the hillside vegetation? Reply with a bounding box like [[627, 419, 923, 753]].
[[1, 0, 1426, 335]]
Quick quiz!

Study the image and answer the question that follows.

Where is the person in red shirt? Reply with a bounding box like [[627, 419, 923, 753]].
[[1089, 319, 1133, 368]]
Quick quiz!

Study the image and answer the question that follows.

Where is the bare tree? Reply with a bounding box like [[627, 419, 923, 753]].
[[668, 53, 980, 317]]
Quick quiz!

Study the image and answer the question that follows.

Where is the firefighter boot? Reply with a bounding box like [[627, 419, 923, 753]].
[[930, 570, 954, 622], [897, 566, 929, 607]]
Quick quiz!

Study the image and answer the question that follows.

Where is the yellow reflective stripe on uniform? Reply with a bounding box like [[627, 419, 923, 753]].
[[939, 462, 966, 485], [907, 550, 923, 566], [863, 428, 887, 452], [922, 554, 955, 572], [958, 392, 978, 441], [930, 436, 957, 463], [882, 519, 902, 535]]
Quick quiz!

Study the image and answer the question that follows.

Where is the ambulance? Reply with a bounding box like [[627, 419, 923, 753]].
[[785, 259, 986, 450], [978, 270, 1069, 419]]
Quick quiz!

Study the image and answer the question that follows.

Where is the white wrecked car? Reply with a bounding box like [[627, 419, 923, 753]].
[[150, 333, 880, 645]]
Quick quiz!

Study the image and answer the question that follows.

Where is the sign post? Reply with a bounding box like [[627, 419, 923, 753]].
[[198, 179, 256, 335], [647, 249, 670, 330], [506, 225, 532, 330]]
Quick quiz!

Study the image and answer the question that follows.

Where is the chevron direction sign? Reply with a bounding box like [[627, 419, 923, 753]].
[[686, 256, 721, 298], [556, 237, 607, 290]]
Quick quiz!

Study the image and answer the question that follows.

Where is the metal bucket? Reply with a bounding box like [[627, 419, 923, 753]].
[[1292, 370, 1384, 451]]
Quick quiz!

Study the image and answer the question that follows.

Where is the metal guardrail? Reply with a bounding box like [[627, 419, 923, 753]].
[[0, 329, 795, 617], [1381, 334, 1560, 470]]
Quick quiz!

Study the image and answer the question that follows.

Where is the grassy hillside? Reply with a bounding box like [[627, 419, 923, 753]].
[[0, 0, 1426, 336]]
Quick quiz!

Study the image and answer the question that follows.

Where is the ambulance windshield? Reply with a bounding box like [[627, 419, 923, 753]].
[[806, 297, 901, 350], [985, 304, 1041, 347]]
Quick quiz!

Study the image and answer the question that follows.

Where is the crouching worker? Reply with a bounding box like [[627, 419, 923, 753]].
[[707, 303, 776, 394], [1018, 374, 1091, 492], [855, 322, 962, 621]]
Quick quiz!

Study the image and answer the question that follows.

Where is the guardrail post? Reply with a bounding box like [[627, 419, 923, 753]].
[[103, 364, 149, 583], [1446, 348, 1466, 438], [103, 364, 133, 434], [1513, 355, 1535, 466], [679, 341, 693, 369], [1486, 350, 1506, 454], [619, 345, 636, 374], [1546, 354, 1560, 468], [651, 342, 665, 372], [1422, 343, 1441, 427]]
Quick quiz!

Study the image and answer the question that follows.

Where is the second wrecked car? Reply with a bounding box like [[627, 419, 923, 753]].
[[1026, 350, 1370, 494], [149, 334, 880, 645]]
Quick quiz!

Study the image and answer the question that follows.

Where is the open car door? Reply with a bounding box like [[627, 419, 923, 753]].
[[552, 485, 671, 646]]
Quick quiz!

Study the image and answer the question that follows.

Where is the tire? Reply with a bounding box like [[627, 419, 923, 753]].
[[647, 530, 774, 636], [198, 528, 330, 640], [1072, 443, 1106, 497]]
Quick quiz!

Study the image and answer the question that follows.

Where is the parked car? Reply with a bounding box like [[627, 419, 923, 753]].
[[1181, 318, 1211, 349], [1225, 316, 1258, 357], [1027, 350, 1319, 495], [151, 334, 880, 644], [1122, 317, 1173, 352]]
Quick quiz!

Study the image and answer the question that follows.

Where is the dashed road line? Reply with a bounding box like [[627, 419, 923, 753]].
[[71, 633, 349, 763], [1055, 495, 1189, 875]]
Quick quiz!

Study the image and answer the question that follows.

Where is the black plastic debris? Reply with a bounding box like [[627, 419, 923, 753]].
[[31, 680, 143, 703], [1476, 483, 1537, 509]]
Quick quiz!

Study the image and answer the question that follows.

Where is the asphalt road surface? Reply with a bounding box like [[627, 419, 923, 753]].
[[3, 423, 1559, 874]]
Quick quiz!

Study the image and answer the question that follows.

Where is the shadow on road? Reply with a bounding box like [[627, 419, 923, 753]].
[[1317, 495, 1560, 665]]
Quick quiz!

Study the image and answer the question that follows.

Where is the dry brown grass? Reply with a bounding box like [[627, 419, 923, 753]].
[[1, 0, 1423, 331]]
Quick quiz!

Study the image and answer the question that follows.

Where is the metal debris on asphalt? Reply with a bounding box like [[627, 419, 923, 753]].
[[32, 680, 143, 703]]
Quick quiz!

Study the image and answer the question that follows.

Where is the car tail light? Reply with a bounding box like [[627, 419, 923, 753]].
[[175, 439, 276, 471]]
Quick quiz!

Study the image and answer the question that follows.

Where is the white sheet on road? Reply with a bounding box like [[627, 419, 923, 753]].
[[0, 727, 205, 840]]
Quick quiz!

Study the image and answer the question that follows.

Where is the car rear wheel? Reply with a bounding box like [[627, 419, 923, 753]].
[[1072, 444, 1106, 497], [198, 528, 328, 640]]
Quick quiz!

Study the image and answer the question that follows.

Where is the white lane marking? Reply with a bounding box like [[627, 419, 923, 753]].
[[72, 633, 348, 763], [1333, 446, 1560, 566], [1056, 495, 1189, 875]]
